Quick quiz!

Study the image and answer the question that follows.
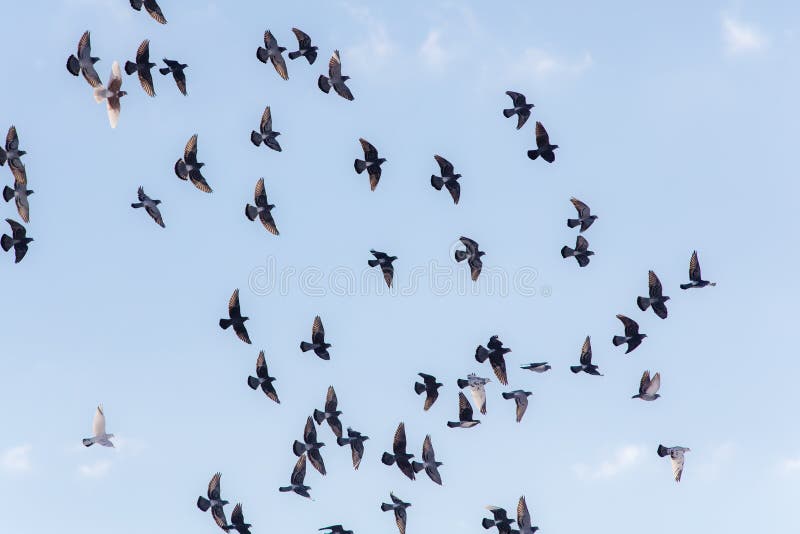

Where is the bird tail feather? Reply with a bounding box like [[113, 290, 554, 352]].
[[612, 336, 626, 347], [292, 440, 306, 456], [501, 392, 514, 399], [313, 409, 325, 425], [1, 234, 12, 252], [446, 421, 460, 428], [502, 108, 516, 118], [482, 518, 496, 529], [657, 444, 669, 457], [527, 149, 540, 160], [561, 246, 574, 258], [247, 376, 260, 390], [570, 365, 582, 374], [130, 202, 143, 208], [3, 186, 14, 202], [567, 218, 580, 228], [288, 50, 302, 60], [680, 283, 692, 290], [354, 159, 367, 174], [82, 438, 94, 447], [413, 382, 426, 395], [456, 378, 468, 389], [278, 486, 292, 492], [158, 67, 170, 75], [219, 318, 232, 329], [475, 345, 489, 363], [367, 259, 379, 268], [637, 297, 650, 311], [256, 47, 268, 63], [245, 204, 259, 221], [454, 250, 468, 262], [300, 341, 313, 352], [431, 175, 444, 190], [196, 496, 211, 511], [317, 75, 331, 93], [411, 461, 424, 473], [380, 452, 395, 466], [380, 503, 393, 512], [0, 148, 6, 166], [124, 61, 138, 75]]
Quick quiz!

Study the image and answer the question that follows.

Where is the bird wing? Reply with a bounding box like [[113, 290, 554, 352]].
[[291, 27, 311, 48], [648, 270, 663, 298], [6, 126, 18, 151], [78, 31, 92, 60], [136, 186, 147, 202], [184, 134, 198, 163], [271, 53, 289, 80], [616, 314, 639, 337], [108, 61, 122, 92], [11, 163, 27, 185], [6, 218, 26, 239], [136, 39, 151, 64], [517, 496, 531, 530], [689, 250, 701, 282], [671, 451, 685, 482], [15, 190, 29, 223], [143, 0, 167, 24], [308, 448, 326, 475], [390, 492, 403, 505], [576, 235, 589, 252], [434, 154, 454, 176], [253, 177, 267, 207], [260, 106, 273, 133], [423, 388, 438, 411], [258, 206, 279, 235], [395, 507, 407, 534], [570, 197, 590, 218], [515, 395, 528, 422], [291, 454, 306, 484], [470, 384, 486, 415], [444, 179, 460, 204], [535, 121, 550, 146], [489, 354, 508, 386], [421, 435, 434, 462], [92, 405, 107, 436], [381, 263, 394, 288], [263, 30, 278, 48], [351, 437, 365, 469], [228, 289, 241, 316], [329, 50, 342, 77], [506, 90, 526, 106], [312, 315, 325, 344], [580, 336, 592, 365], [393, 422, 407, 454], [646, 372, 661, 395], [325, 385, 338, 412], [208, 472, 222, 500], [459, 236, 479, 254], [359, 138, 378, 160], [332, 79, 354, 101], [639, 370, 651, 395], [231, 503, 244, 525], [487, 335, 503, 350], [255, 350, 268, 378], [173, 68, 187, 95], [304, 416, 317, 443], [458, 391, 474, 420]]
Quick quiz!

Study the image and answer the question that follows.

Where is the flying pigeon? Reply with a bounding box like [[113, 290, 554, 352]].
[[3, 180, 32, 223], [414, 373, 443, 411], [354, 138, 386, 191], [520, 362, 551, 373], [336, 427, 369, 470], [612, 314, 647, 354], [247, 350, 279, 404], [159, 58, 187, 95], [430, 155, 461, 204], [219, 289, 251, 344], [411, 434, 443, 485], [368, 249, 396, 288], [256, 30, 288, 80], [570, 336, 602, 375], [632, 370, 661, 401], [475, 335, 511, 385], [482, 506, 515, 533], [93, 61, 126, 128], [456, 373, 489, 415], [313, 385, 343, 438], [215, 503, 251, 534], [381, 422, 416, 480], [561, 235, 594, 267], [455, 236, 484, 281], [299, 315, 331, 360], [288, 28, 318, 64], [319, 526, 352, 534], [503, 91, 534, 130], [293, 416, 326, 476], [527, 121, 558, 163], [447, 392, 481, 428], [502, 390, 532, 423], [680, 251, 716, 289], [657, 444, 690, 482], [567, 197, 597, 232], [0, 126, 27, 183], [0, 218, 31, 263], [637, 271, 670, 319], [175, 134, 212, 193], [380, 493, 410, 534], [130, 186, 164, 228], [250, 106, 281, 152], [318, 50, 353, 100], [129, 0, 167, 24], [279, 453, 312, 498], [197, 472, 228, 529], [81, 405, 114, 447], [516, 496, 539, 534], [124, 39, 156, 97], [66, 31, 101, 87], [245, 178, 279, 235]]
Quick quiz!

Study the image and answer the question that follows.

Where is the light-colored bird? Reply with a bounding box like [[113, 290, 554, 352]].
[[632, 370, 660, 401], [93, 61, 126, 128], [82, 405, 115, 447], [657, 444, 690, 482], [457, 373, 489, 415]]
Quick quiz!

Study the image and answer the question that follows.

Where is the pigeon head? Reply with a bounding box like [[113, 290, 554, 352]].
[[551, 144, 559, 150], [154, 199, 162, 205], [585, 250, 595, 256], [641, 333, 648, 339], [18, 150, 27, 157], [24, 237, 33, 244], [478, 251, 486, 257], [119, 90, 128, 98], [342, 75, 350, 81], [242, 316, 250, 322], [663, 296, 671, 302], [377, 158, 387, 165], [279, 46, 287, 52]]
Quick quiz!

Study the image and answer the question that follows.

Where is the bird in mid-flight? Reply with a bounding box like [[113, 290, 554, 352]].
[[245, 178, 279, 235], [300, 315, 331, 360], [313, 385, 343, 439], [475, 335, 511, 385], [66, 31, 101, 87], [612, 314, 647, 354], [368, 249, 396, 288], [81, 405, 114, 447], [279, 453, 311, 498], [129, 0, 167, 24], [3, 179, 33, 223], [414, 373, 443, 411], [632, 370, 661, 401], [561, 235, 594, 267], [250, 106, 281, 152], [430, 155, 461, 204], [503, 91, 534, 130], [175, 134, 212, 193], [215, 503, 251, 534], [354, 138, 386, 191], [527, 121, 558, 163], [319, 526, 352, 534], [288, 28, 318, 64], [412, 434, 443, 485], [130, 187, 164, 228], [159, 58, 187, 95], [680, 250, 716, 289], [483, 505, 515, 533], [455, 236, 485, 281], [0, 126, 27, 182], [293, 416, 326, 476], [381, 493, 410, 534], [502, 390, 532, 423], [381, 422, 416, 480], [93, 61, 126, 128], [457, 373, 490, 415], [447, 391, 481, 428], [124, 39, 156, 97], [219, 289, 251, 344], [1, 218, 32, 263], [570, 336, 602, 376], [637, 270, 670, 319], [247, 351, 279, 403], [657, 444, 690, 482], [516, 496, 540, 534], [337, 427, 369, 470], [567, 197, 597, 232], [197, 472, 228, 528], [520, 362, 551, 373], [318, 50, 353, 100], [257, 30, 288, 80]]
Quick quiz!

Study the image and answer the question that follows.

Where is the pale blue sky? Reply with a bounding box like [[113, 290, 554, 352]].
[[1, 1, 798, 533]]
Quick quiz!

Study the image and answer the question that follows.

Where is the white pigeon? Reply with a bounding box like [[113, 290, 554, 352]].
[[457, 373, 490, 415], [657, 444, 690, 482], [82, 405, 115, 447], [93, 61, 126, 128]]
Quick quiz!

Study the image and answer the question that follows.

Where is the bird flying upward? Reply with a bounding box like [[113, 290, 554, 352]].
[[93, 61, 126, 128], [250, 106, 282, 152], [680, 250, 716, 289], [300, 315, 331, 360], [632, 370, 661, 401], [66, 31, 101, 87], [197, 472, 229, 530], [219, 289, 251, 344], [124, 39, 156, 97], [411, 434, 443, 485], [247, 351, 279, 403], [82, 405, 114, 447], [527, 121, 558, 163], [278, 454, 312, 498], [570, 336, 602, 375], [381, 422, 416, 480], [174, 134, 212, 193], [313, 385, 344, 439], [637, 270, 670, 319], [293, 416, 326, 475], [245, 178, 279, 235], [447, 391, 481, 428]]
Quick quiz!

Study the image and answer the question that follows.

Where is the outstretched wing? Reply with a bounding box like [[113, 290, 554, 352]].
[[570, 197, 590, 218]]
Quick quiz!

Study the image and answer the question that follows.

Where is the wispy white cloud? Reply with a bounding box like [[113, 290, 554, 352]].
[[722, 14, 765, 54], [342, 4, 396, 72], [779, 455, 800, 475], [698, 442, 736, 481], [1, 444, 33, 473], [511, 48, 593, 81], [419, 30, 449, 70], [572, 444, 644, 480], [79, 459, 112, 478]]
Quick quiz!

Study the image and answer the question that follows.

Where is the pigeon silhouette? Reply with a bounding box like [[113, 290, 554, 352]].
[[129, 0, 167, 24], [414, 373, 442, 411], [561, 235, 594, 267], [612, 314, 646, 354], [245, 178, 279, 235], [66, 31, 101, 87], [293, 416, 326, 475], [527, 121, 558, 163], [318, 50, 353, 100], [196, 472, 228, 529], [447, 391, 481, 428], [637, 271, 670, 319], [250, 106, 281, 152], [256, 30, 288, 80], [368, 249, 396, 288], [354, 138, 386, 191], [570, 336, 602, 375], [380, 493, 410, 534], [411, 435, 443, 485], [430, 155, 461, 204], [313, 385, 343, 438], [503, 91, 534, 129], [336, 427, 369, 470], [381, 422, 415, 480], [174, 134, 212, 193], [130, 187, 164, 228], [502, 390, 532, 422], [279, 454, 312, 498], [680, 251, 716, 290], [288, 28, 318, 64], [3, 179, 33, 223], [124, 39, 156, 97], [300, 315, 331, 360], [520, 362, 551, 373], [93, 61, 126, 128], [567, 197, 597, 232], [159, 58, 187, 95], [475, 335, 511, 385], [247, 351, 279, 403], [219, 289, 251, 344], [455, 236, 485, 281]]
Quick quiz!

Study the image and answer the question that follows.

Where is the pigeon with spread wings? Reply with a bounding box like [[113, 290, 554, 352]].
[[612, 314, 647, 354], [430, 155, 461, 204], [256, 30, 288, 80], [337, 427, 369, 470], [81, 405, 114, 447], [175, 134, 212, 193], [250, 106, 281, 152], [288, 28, 318, 64], [124, 39, 156, 97], [159, 58, 187, 95], [279, 453, 312, 498], [129, 0, 167, 24], [475, 335, 511, 385], [657, 445, 690, 482], [411, 435, 443, 485], [502, 390, 532, 423], [354, 138, 386, 191], [196, 472, 228, 529], [381, 493, 410, 534], [503, 91, 534, 130], [245, 178, 279, 235], [247, 351, 279, 403], [637, 271, 670, 319], [3, 179, 33, 223], [318, 50, 353, 100], [93, 61, 126, 128], [561, 235, 594, 267], [293, 416, 326, 475], [368, 249, 396, 288], [313, 385, 343, 438], [455, 236, 485, 281], [681, 250, 716, 289], [300, 315, 331, 360], [130, 187, 164, 228], [567, 197, 597, 232], [219, 289, 251, 344], [456, 373, 489, 415], [570, 336, 602, 375], [447, 391, 481, 428], [381, 422, 415, 480], [632, 370, 661, 401], [527, 121, 558, 163], [414, 373, 443, 411], [66, 31, 101, 87], [1, 218, 32, 263]]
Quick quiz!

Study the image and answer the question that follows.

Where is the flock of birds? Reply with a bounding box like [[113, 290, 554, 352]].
[[0, 1, 720, 533]]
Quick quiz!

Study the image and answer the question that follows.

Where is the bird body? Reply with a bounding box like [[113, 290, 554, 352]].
[[368, 249, 396, 288], [612, 314, 646, 354], [257, 30, 288, 80], [247, 351, 279, 403], [318, 50, 353, 100], [381, 493, 410, 534], [66, 31, 101, 87], [300, 315, 331, 359], [130, 186, 164, 228], [516, 496, 539, 534], [502, 390, 532, 422], [483, 506, 516, 533], [174, 134, 212, 193], [455, 236, 485, 280], [289, 28, 318, 64], [250, 106, 282, 152], [1, 218, 32, 263], [3, 180, 33, 223], [411, 434, 443, 485], [381, 422, 416, 480], [81, 405, 114, 447], [681, 250, 716, 289], [124, 39, 156, 96], [637, 270, 670, 319], [457, 373, 490, 414], [93, 61, 126, 128], [632, 370, 661, 401], [336, 427, 369, 469], [219, 289, 251, 344], [527, 121, 558, 163], [503, 91, 534, 129], [313, 385, 343, 438], [414, 372, 442, 411], [159, 58, 187, 95], [129, 0, 167, 23], [279, 453, 311, 498], [561, 235, 594, 267], [475, 335, 511, 385], [293, 416, 326, 475], [354, 138, 386, 191], [657, 444, 690, 482], [431, 155, 461, 204], [447, 391, 481, 428], [197, 472, 229, 529], [520, 362, 550, 373], [570, 336, 602, 375], [567, 197, 597, 232], [245, 178, 279, 235]]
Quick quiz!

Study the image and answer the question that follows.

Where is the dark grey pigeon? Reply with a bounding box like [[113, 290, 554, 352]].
[[215, 503, 251, 534], [680, 250, 716, 290], [570, 336, 602, 375], [279, 453, 311, 498], [527, 121, 558, 163], [245, 178, 279, 235], [503, 91, 534, 130], [66, 31, 102, 87], [561, 235, 594, 267], [567, 197, 597, 232], [313, 385, 343, 439], [289, 28, 318, 64], [475, 335, 511, 385], [430, 155, 461, 204], [300, 315, 331, 360], [632, 370, 660, 401], [368, 249, 396, 288], [256, 30, 288, 80], [414, 373, 442, 411], [130, 186, 164, 228], [516, 496, 539, 534], [159, 58, 187, 95], [318, 50, 353, 100], [380, 493, 410, 534], [1, 218, 32, 263], [381, 422, 415, 480], [637, 271, 670, 319], [130, 0, 167, 24], [502, 390, 532, 423], [411, 434, 443, 485], [612, 314, 646, 354], [124, 39, 156, 97], [319, 526, 352, 534], [455, 236, 484, 281], [247, 350, 279, 403], [174, 134, 212, 193], [0, 126, 27, 182], [483, 506, 516, 533], [293, 416, 326, 475], [520, 362, 551, 373], [250, 106, 281, 152], [447, 392, 480, 428], [196, 472, 229, 531], [336, 427, 368, 470], [354, 138, 386, 191], [218, 289, 251, 344], [657, 444, 690, 482], [3, 179, 33, 223]]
